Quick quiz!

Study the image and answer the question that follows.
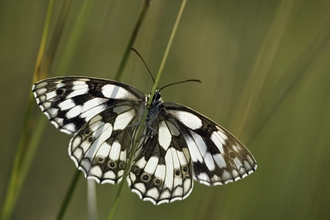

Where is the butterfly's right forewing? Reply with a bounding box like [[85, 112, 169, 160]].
[[33, 77, 146, 184], [32, 77, 145, 135]]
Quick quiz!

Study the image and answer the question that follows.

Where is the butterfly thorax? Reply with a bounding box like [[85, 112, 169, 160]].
[[146, 89, 163, 121]]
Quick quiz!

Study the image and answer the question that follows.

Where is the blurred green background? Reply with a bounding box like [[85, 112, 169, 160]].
[[1, 0, 330, 219]]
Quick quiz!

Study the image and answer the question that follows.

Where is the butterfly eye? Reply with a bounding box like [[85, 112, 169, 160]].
[[118, 161, 126, 169], [131, 165, 141, 175], [182, 166, 189, 174], [175, 169, 181, 176], [141, 173, 151, 183], [153, 178, 162, 186], [107, 161, 117, 169], [95, 156, 105, 163]]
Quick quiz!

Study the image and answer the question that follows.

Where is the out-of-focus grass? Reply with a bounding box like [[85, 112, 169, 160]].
[[1, 0, 330, 219]]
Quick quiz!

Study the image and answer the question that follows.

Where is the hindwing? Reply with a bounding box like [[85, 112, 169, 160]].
[[128, 118, 193, 205]]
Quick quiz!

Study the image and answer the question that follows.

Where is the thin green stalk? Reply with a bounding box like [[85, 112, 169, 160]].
[[55, 1, 97, 219], [108, 1, 187, 219], [1, 1, 55, 219], [113, 0, 152, 80], [56, 170, 81, 220], [149, 0, 187, 104], [41, 0, 73, 76], [56, 0, 95, 76]]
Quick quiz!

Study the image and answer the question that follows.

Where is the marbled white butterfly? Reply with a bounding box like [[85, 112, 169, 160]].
[[32, 76, 257, 205]]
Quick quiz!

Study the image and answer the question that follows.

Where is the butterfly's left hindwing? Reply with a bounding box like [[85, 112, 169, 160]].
[[127, 117, 193, 205], [32, 77, 146, 184]]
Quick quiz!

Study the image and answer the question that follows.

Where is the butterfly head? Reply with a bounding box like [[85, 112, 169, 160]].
[[146, 89, 163, 107], [146, 89, 163, 119]]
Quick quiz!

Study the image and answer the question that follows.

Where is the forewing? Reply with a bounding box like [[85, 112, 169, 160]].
[[163, 102, 257, 186], [32, 76, 146, 184], [127, 119, 193, 205], [32, 76, 145, 135]]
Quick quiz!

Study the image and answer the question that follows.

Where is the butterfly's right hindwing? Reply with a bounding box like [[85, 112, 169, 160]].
[[127, 111, 193, 205], [69, 101, 144, 184]]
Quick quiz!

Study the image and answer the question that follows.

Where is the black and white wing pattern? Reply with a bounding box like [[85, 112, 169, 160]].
[[128, 115, 194, 205], [33, 77, 257, 205], [32, 77, 146, 183], [127, 90, 257, 205]]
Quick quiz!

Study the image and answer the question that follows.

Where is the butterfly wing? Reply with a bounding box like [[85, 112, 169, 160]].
[[162, 102, 257, 186], [32, 76, 145, 134], [127, 117, 193, 205], [32, 77, 146, 183]]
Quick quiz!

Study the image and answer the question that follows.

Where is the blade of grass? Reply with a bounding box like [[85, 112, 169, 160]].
[[107, 0, 187, 219], [1, 1, 55, 219], [41, 0, 73, 76], [56, 0, 95, 76], [56, 170, 81, 220]]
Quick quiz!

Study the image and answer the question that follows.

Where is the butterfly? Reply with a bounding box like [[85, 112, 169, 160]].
[[32, 76, 257, 205]]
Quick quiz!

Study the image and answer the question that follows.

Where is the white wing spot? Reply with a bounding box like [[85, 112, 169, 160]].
[[61, 123, 76, 133], [185, 135, 203, 163], [168, 110, 202, 130], [158, 121, 172, 150], [213, 153, 227, 168], [45, 91, 57, 100], [190, 131, 207, 155], [66, 85, 89, 99], [204, 152, 216, 171], [66, 105, 82, 119], [102, 84, 138, 100], [210, 131, 225, 154], [97, 142, 111, 158], [109, 141, 121, 161], [113, 109, 135, 130], [144, 156, 159, 174], [58, 99, 75, 111]]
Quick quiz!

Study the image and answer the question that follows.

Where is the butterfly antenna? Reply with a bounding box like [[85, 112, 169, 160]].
[[160, 79, 202, 91], [131, 48, 155, 83]]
